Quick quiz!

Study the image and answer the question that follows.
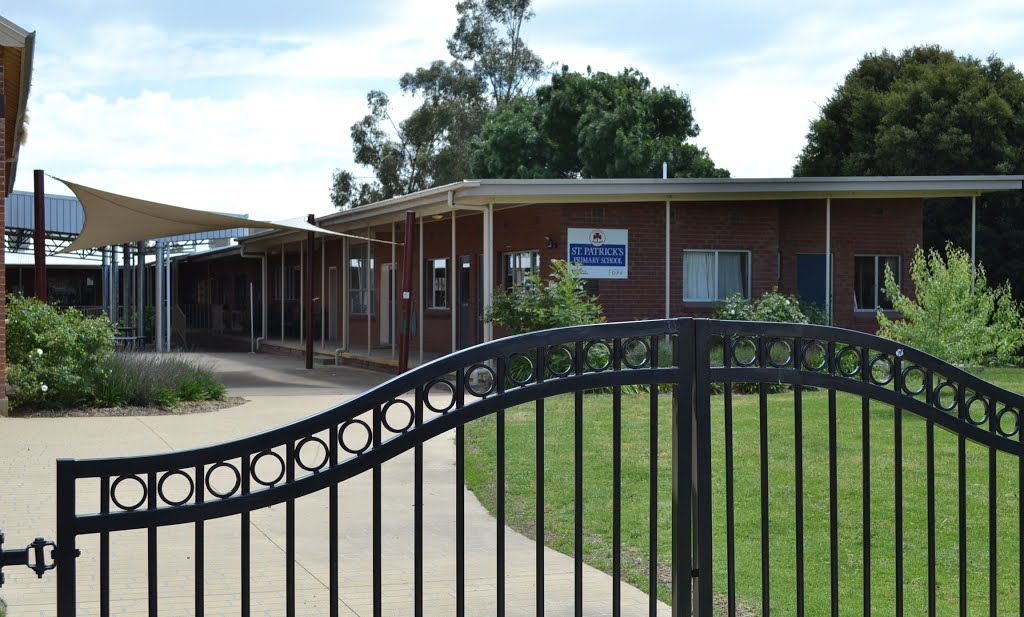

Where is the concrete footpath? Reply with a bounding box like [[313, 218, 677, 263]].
[[0, 352, 668, 616]]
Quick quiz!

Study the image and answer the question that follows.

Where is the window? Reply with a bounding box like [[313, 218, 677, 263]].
[[272, 266, 301, 301], [503, 251, 540, 288], [426, 258, 449, 309], [854, 255, 900, 311], [683, 250, 750, 301], [349, 243, 374, 314]]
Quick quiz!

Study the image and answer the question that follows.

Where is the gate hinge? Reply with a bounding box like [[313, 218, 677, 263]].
[[0, 530, 57, 587]]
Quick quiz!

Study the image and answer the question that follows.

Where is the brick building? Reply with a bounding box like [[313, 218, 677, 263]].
[[192, 176, 1021, 369], [0, 17, 35, 413]]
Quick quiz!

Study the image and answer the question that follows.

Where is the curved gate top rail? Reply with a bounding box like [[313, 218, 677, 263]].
[[23, 317, 1024, 617]]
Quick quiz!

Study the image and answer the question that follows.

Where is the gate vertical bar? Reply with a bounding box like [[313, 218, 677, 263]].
[[671, 318, 693, 616], [414, 385, 424, 617], [987, 398, 997, 617], [195, 464, 205, 617], [860, 349, 871, 617], [100, 476, 110, 617], [827, 342, 839, 617], [536, 347, 546, 617], [724, 336, 737, 617], [147, 471, 158, 617], [958, 384, 967, 617], [925, 368, 936, 617], [758, 337, 770, 617], [612, 338, 622, 617], [329, 424, 339, 617], [241, 454, 252, 617], [495, 357, 507, 616], [693, 320, 713, 617], [650, 336, 661, 617], [574, 340, 585, 617], [893, 358, 904, 617], [373, 405, 382, 617], [455, 371, 466, 617], [56, 459, 77, 617], [794, 338, 805, 617], [286, 441, 296, 617]]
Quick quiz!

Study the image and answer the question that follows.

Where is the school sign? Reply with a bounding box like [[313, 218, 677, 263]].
[[567, 228, 628, 279]]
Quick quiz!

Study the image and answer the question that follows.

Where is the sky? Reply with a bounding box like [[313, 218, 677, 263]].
[[7, 0, 1024, 221]]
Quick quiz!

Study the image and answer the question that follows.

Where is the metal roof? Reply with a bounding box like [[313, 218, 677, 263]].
[[242, 175, 1024, 246], [5, 190, 254, 256]]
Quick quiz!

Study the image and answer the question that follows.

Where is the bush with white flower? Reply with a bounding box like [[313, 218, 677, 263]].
[[6, 295, 115, 410], [716, 288, 809, 324]]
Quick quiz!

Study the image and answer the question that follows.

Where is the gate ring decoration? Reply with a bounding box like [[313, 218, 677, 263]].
[[997, 407, 1020, 438], [583, 341, 612, 372], [622, 337, 651, 370], [295, 436, 330, 473], [965, 395, 989, 426], [423, 378, 456, 413], [505, 354, 535, 387], [381, 399, 415, 433], [869, 355, 894, 386], [801, 341, 827, 372], [250, 450, 286, 487], [766, 338, 792, 369], [465, 364, 496, 398], [205, 462, 241, 499], [934, 381, 959, 413], [546, 345, 574, 378], [110, 474, 148, 511], [157, 469, 195, 507], [339, 418, 373, 455], [837, 347, 862, 378], [901, 366, 927, 396], [731, 337, 758, 367]]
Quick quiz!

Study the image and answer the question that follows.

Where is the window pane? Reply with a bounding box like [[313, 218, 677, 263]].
[[854, 256, 876, 310], [878, 256, 899, 310], [684, 252, 715, 300], [430, 258, 447, 308], [717, 252, 747, 299]]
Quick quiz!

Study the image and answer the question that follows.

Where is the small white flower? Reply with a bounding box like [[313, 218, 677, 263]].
[[40, 384, 48, 393], [36, 348, 43, 356]]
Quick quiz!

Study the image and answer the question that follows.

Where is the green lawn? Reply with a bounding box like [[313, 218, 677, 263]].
[[464, 370, 1024, 615]]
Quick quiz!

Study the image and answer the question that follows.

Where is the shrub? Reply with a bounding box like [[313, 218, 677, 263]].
[[94, 353, 226, 408], [7, 296, 116, 410], [486, 260, 605, 334], [716, 288, 809, 324], [877, 243, 1024, 366]]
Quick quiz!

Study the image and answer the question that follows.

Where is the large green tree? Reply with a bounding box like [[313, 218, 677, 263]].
[[471, 67, 729, 179], [795, 45, 1024, 295], [331, 0, 544, 208]]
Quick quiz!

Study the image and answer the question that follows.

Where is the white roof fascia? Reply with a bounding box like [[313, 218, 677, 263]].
[[0, 16, 29, 47]]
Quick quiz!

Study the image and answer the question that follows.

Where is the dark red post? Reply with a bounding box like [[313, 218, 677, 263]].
[[305, 214, 315, 369], [33, 170, 47, 301], [398, 211, 416, 373]]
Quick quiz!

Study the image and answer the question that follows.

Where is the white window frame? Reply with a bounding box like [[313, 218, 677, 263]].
[[426, 258, 449, 309], [682, 249, 752, 302], [349, 243, 375, 315], [503, 250, 540, 288], [853, 254, 901, 312]]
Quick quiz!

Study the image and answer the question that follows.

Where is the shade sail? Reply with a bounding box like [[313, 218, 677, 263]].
[[54, 178, 394, 253]]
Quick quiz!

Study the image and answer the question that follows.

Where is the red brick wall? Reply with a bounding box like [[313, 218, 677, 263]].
[[1, 57, 7, 415], [310, 197, 922, 357]]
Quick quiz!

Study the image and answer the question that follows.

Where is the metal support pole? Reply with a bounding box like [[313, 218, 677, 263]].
[[825, 197, 832, 326], [398, 212, 416, 373], [250, 282, 255, 354], [391, 222, 397, 360], [122, 244, 130, 328], [32, 170, 47, 302], [136, 242, 145, 340], [451, 212, 457, 353], [300, 240, 305, 344], [155, 242, 164, 352], [101, 247, 109, 319], [280, 244, 285, 343], [665, 200, 671, 319], [418, 216, 424, 365], [165, 248, 172, 352], [342, 237, 349, 351], [483, 204, 494, 344], [321, 236, 326, 350], [971, 195, 977, 293], [305, 215, 315, 370], [368, 225, 372, 359]]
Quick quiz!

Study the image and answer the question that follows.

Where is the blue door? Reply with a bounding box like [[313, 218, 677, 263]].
[[797, 254, 827, 309]]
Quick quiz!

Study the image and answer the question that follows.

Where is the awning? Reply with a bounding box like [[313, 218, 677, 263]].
[[54, 178, 397, 253]]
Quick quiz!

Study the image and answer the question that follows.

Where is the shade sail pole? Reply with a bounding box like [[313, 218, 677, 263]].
[[33, 170, 47, 302], [155, 241, 164, 352]]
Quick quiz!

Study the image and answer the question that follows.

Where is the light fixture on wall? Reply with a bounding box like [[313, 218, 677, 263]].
[[545, 235, 558, 249], [431, 213, 445, 220]]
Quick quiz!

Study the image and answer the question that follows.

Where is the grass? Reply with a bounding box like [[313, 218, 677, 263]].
[[463, 369, 1024, 615]]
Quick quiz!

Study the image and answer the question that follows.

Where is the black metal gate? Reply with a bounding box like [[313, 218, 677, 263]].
[[1, 318, 1022, 616]]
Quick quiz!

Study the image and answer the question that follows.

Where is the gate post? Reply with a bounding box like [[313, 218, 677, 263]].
[[672, 318, 695, 615], [693, 320, 713, 616], [55, 459, 77, 617]]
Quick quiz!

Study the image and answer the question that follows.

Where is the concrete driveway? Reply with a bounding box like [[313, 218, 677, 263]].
[[0, 352, 667, 616]]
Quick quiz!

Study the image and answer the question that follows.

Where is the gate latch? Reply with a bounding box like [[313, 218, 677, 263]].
[[0, 530, 57, 587]]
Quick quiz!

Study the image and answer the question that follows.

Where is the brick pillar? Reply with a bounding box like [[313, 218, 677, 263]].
[[0, 56, 8, 416]]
